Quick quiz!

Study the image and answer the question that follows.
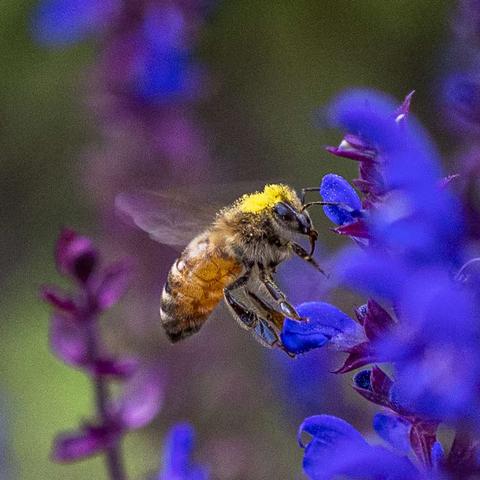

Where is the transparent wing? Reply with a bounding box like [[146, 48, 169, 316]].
[[115, 191, 218, 249], [115, 180, 286, 249]]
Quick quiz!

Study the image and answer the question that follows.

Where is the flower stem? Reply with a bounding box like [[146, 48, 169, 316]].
[[87, 319, 127, 480]]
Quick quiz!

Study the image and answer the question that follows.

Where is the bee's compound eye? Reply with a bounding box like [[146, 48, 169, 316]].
[[273, 202, 295, 221]]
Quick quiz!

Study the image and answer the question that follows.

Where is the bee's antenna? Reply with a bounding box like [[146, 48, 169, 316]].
[[301, 200, 339, 212], [301, 187, 321, 205], [302, 201, 362, 218]]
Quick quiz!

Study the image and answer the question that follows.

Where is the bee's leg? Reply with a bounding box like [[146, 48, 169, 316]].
[[223, 289, 280, 347], [222, 265, 257, 329], [246, 290, 296, 358], [223, 288, 257, 329], [291, 242, 327, 276], [246, 290, 284, 330], [258, 267, 302, 321], [227, 268, 252, 292]]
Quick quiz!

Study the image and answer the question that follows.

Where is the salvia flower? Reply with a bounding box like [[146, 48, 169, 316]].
[[299, 411, 480, 479], [158, 422, 209, 480], [280, 301, 365, 355], [32, 0, 120, 46], [42, 229, 163, 472], [285, 87, 480, 479], [298, 415, 419, 480]]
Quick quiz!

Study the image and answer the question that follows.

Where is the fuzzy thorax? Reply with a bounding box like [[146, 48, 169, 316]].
[[235, 184, 298, 214]]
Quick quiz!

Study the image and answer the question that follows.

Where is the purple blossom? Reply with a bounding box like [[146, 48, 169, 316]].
[[42, 229, 163, 476]]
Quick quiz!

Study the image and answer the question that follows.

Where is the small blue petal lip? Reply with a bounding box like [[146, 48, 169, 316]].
[[281, 318, 329, 355], [281, 302, 361, 354], [298, 414, 368, 449], [159, 422, 209, 480], [320, 174, 362, 225], [373, 413, 411, 452], [299, 415, 418, 479]]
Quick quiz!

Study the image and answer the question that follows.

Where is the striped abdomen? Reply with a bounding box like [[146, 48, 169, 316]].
[[160, 233, 242, 342]]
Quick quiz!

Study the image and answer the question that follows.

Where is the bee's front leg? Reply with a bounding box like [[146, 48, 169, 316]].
[[257, 266, 302, 321]]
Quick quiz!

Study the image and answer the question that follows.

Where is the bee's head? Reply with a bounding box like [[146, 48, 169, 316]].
[[236, 183, 318, 253], [272, 201, 318, 253]]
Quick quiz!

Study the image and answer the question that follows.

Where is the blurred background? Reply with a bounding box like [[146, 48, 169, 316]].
[[0, 0, 454, 479]]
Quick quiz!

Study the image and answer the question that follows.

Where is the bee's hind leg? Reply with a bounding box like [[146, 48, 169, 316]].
[[246, 290, 284, 330], [258, 268, 302, 321], [223, 289, 283, 350], [246, 290, 296, 358]]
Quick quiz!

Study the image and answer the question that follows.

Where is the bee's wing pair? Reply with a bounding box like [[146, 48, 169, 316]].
[[115, 190, 219, 249], [115, 181, 278, 250], [115, 181, 278, 248]]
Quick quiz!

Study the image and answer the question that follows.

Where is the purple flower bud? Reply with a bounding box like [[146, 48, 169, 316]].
[[135, 5, 193, 103], [113, 368, 164, 430], [40, 286, 78, 314], [50, 314, 88, 367], [93, 262, 131, 312], [394, 91, 415, 124], [333, 219, 370, 239], [55, 229, 98, 284], [52, 423, 119, 462], [334, 342, 376, 374], [409, 421, 440, 468], [90, 357, 138, 379], [320, 174, 362, 225], [362, 299, 395, 341], [326, 134, 377, 163]]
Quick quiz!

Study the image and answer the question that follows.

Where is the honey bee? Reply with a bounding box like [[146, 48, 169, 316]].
[[116, 184, 326, 355]]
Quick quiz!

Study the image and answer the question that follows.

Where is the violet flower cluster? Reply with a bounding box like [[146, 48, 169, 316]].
[[281, 90, 480, 479], [41, 229, 169, 478], [441, 0, 480, 242], [32, 0, 214, 273]]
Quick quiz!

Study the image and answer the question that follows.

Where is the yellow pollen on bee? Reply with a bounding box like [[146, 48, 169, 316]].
[[237, 184, 297, 214]]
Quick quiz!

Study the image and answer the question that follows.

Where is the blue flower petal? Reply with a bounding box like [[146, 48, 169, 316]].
[[431, 441, 445, 470], [443, 74, 480, 126], [328, 89, 441, 192], [158, 422, 209, 480], [320, 174, 362, 225], [373, 413, 411, 453], [135, 6, 191, 102], [335, 247, 408, 301], [299, 415, 419, 480], [328, 88, 464, 263], [32, 0, 119, 46], [281, 302, 364, 354]]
